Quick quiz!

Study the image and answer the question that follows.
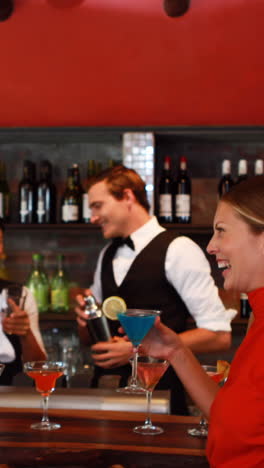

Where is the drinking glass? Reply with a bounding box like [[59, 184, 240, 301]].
[[133, 355, 169, 435], [2, 285, 27, 316], [188, 365, 225, 438], [24, 360, 66, 431], [117, 309, 160, 394]]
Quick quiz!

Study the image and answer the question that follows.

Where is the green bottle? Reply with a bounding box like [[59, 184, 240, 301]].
[[50, 254, 69, 313], [26, 253, 49, 313]]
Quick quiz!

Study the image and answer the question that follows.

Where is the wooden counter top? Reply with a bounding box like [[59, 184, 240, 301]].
[[0, 407, 209, 467]]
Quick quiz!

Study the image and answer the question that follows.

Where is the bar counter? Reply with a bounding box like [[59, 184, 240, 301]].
[[0, 406, 208, 467]]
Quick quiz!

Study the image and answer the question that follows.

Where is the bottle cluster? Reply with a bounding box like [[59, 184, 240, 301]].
[[0, 156, 263, 225], [0, 159, 112, 224], [26, 253, 69, 313], [218, 158, 264, 198], [158, 155, 191, 224]]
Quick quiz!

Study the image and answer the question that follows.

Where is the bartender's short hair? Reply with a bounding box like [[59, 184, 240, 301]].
[[221, 175, 264, 234], [88, 164, 150, 212]]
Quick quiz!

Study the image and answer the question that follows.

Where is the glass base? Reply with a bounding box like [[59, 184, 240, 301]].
[[133, 424, 164, 435], [116, 384, 146, 395], [187, 427, 208, 438], [30, 421, 61, 431]]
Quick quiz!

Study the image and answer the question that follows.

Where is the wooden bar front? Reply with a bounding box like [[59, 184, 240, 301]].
[[0, 407, 209, 467]]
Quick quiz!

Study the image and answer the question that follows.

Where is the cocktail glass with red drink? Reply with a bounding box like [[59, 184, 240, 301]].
[[117, 309, 160, 394], [188, 364, 225, 438], [133, 355, 169, 435], [24, 360, 66, 430]]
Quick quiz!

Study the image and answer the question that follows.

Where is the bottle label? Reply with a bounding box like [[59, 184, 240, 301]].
[[159, 194, 172, 217], [240, 292, 248, 300], [62, 205, 78, 222], [175, 194, 191, 216], [37, 200, 45, 216], [51, 289, 69, 311], [82, 193, 91, 221], [20, 200, 29, 216]]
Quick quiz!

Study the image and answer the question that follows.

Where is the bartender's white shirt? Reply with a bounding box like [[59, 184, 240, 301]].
[[91, 216, 236, 332]]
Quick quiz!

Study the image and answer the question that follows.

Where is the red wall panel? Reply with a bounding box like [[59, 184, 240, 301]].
[[0, 0, 263, 126]]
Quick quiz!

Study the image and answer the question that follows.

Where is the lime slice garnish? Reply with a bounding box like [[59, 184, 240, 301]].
[[102, 296, 127, 320]]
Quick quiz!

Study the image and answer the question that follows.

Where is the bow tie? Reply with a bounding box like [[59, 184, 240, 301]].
[[111, 236, 135, 251]]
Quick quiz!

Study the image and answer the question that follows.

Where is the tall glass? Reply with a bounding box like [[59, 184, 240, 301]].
[[24, 360, 66, 431], [117, 309, 160, 394], [188, 365, 225, 438], [133, 355, 169, 435]]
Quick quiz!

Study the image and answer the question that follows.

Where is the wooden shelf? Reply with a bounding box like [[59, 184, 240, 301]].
[[4, 223, 213, 235]]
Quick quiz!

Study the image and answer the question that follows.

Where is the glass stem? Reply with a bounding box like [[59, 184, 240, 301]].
[[199, 415, 208, 434], [130, 346, 138, 386], [41, 395, 50, 424], [144, 390, 153, 427]]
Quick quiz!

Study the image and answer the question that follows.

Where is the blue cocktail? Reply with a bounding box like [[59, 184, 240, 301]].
[[117, 309, 160, 394]]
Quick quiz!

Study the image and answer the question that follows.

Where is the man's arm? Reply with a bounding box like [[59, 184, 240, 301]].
[[179, 328, 231, 354], [165, 236, 237, 352]]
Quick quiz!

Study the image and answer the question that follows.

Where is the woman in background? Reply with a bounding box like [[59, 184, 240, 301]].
[[141, 175, 264, 467], [0, 222, 46, 384]]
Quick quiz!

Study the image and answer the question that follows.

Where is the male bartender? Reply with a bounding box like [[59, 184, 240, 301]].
[[75, 165, 236, 414]]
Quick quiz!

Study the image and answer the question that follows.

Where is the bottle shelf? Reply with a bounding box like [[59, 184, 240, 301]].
[[3, 223, 213, 234]]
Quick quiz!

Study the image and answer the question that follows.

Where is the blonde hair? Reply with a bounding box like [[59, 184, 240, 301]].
[[222, 175, 264, 234]]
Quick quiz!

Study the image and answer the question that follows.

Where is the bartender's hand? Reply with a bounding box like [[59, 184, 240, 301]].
[[91, 337, 133, 368], [2, 298, 31, 336], [75, 288, 93, 327]]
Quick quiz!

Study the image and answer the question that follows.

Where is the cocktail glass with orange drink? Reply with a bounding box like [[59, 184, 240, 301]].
[[133, 355, 169, 435], [24, 360, 66, 430]]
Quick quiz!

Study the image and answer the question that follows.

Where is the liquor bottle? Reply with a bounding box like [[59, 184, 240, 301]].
[[236, 159, 248, 184], [36, 160, 57, 224], [174, 156, 191, 223], [158, 156, 173, 223], [218, 159, 234, 198], [83, 294, 111, 344], [26, 253, 49, 313], [254, 159, 263, 176], [50, 254, 69, 313], [18, 160, 36, 224], [61, 167, 82, 223], [82, 160, 96, 223], [0, 161, 10, 222], [240, 292, 251, 319]]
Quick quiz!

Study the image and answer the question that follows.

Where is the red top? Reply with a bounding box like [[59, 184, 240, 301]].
[[206, 287, 264, 467]]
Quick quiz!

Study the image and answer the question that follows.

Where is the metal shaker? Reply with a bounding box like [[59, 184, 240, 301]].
[[83, 295, 111, 344]]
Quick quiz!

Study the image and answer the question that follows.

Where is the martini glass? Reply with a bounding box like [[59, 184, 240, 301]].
[[188, 365, 224, 438], [24, 360, 66, 431], [133, 355, 169, 435], [117, 309, 160, 394]]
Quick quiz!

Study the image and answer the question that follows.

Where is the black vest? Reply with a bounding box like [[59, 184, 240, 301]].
[[100, 230, 190, 415], [0, 279, 23, 385], [101, 230, 189, 334]]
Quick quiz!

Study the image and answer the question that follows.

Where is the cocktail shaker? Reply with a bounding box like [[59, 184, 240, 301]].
[[83, 295, 111, 344]]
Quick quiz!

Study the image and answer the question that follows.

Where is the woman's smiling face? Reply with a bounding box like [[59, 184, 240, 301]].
[[207, 201, 264, 293]]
